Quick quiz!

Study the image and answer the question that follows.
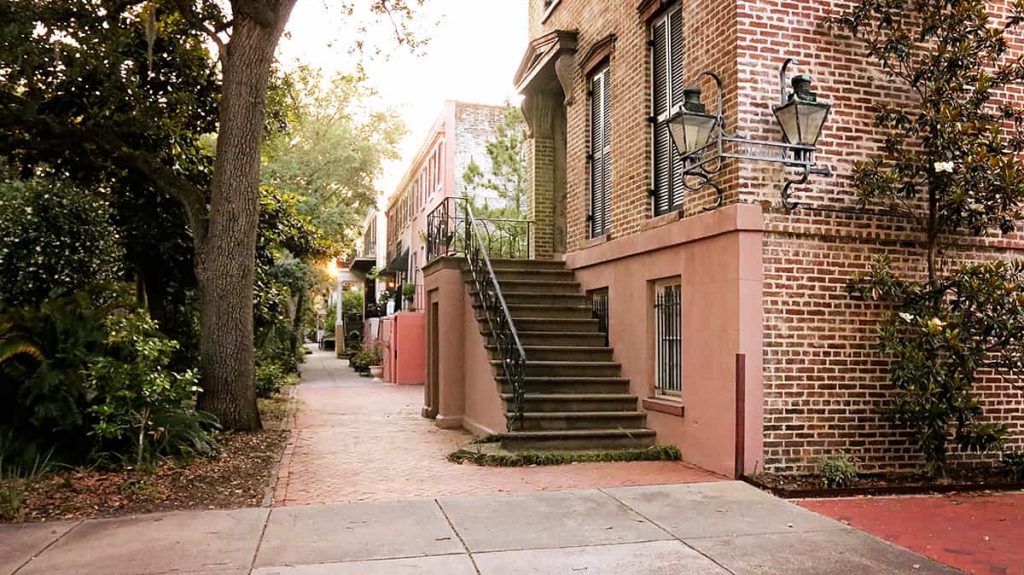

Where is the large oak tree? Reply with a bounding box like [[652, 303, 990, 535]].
[[0, 0, 421, 430]]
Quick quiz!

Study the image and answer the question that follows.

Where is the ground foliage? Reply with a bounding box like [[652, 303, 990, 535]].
[[0, 287, 216, 470], [0, 392, 292, 523], [836, 0, 1024, 475], [448, 445, 682, 467]]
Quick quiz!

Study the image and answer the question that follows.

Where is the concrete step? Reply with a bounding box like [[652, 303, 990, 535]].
[[488, 259, 568, 271], [472, 290, 588, 307], [490, 330, 607, 347], [499, 429, 657, 451], [509, 411, 648, 431], [487, 345, 613, 362], [501, 360, 622, 378], [467, 269, 576, 283], [503, 393, 639, 412], [489, 279, 582, 294], [498, 375, 630, 394], [474, 303, 593, 320], [502, 317, 601, 333]]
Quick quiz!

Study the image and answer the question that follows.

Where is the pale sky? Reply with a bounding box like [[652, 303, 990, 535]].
[[277, 0, 529, 197]]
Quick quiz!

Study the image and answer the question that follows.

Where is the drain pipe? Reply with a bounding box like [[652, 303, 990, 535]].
[[734, 353, 746, 479]]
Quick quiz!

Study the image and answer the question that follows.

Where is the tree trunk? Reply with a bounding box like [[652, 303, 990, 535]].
[[195, 4, 295, 431], [291, 289, 305, 361]]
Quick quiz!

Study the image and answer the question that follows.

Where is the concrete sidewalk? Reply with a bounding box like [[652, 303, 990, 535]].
[[2, 481, 958, 575]]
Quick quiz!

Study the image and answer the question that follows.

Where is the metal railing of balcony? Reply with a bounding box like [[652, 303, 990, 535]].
[[462, 203, 528, 432], [426, 197, 533, 263]]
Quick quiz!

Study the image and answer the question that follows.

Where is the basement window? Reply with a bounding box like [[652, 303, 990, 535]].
[[654, 281, 681, 397], [587, 288, 609, 346]]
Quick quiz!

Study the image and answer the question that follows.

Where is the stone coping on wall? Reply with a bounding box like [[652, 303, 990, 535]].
[[565, 203, 764, 270], [422, 255, 465, 277]]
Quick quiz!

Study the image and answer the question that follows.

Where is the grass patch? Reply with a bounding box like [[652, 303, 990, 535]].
[[448, 445, 681, 467]]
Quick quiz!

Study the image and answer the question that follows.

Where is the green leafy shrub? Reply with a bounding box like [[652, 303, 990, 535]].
[[1, 288, 216, 468], [364, 346, 382, 366], [255, 361, 289, 399], [850, 258, 1022, 475], [817, 454, 859, 489], [0, 177, 124, 307], [0, 289, 114, 464], [348, 350, 370, 373], [1002, 452, 1024, 481], [87, 312, 215, 467]]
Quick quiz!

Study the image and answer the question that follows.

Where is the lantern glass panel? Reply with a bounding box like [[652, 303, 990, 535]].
[[773, 101, 800, 145], [797, 102, 829, 146], [667, 112, 717, 155]]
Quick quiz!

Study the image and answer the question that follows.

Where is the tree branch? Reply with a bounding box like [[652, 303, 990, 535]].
[[168, 0, 230, 67], [232, 0, 277, 28], [0, 97, 209, 248]]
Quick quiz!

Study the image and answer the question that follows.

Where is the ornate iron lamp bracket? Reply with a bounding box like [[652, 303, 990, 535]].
[[667, 59, 832, 212]]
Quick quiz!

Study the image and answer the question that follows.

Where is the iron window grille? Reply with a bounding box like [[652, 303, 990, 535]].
[[588, 288, 609, 347], [654, 282, 682, 396]]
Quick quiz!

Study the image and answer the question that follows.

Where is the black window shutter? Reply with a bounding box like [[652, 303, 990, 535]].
[[601, 68, 611, 236], [590, 69, 611, 238], [651, 18, 671, 216], [668, 10, 685, 212], [590, 71, 602, 237]]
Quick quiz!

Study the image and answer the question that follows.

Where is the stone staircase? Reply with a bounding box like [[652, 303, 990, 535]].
[[467, 259, 657, 452]]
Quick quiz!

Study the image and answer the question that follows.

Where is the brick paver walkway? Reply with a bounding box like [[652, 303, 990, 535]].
[[801, 492, 1024, 575], [273, 349, 722, 506]]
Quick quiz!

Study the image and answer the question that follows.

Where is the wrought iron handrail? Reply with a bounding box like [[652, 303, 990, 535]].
[[461, 201, 528, 432], [426, 196, 533, 262]]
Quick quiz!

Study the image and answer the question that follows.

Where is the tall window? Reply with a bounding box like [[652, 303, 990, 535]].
[[590, 66, 611, 238], [651, 6, 685, 216]]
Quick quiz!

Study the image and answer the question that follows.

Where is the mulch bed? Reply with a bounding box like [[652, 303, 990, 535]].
[[749, 468, 1024, 499], [2, 391, 295, 523]]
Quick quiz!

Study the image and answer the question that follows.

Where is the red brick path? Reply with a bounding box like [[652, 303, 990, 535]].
[[273, 351, 722, 506], [800, 493, 1024, 575]]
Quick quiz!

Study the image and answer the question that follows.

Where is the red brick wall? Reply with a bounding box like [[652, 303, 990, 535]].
[[535, 0, 738, 250], [529, 0, 1024, 474]]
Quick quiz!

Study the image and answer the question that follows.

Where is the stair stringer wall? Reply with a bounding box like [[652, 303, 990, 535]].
[[460, 275, 507, 436]]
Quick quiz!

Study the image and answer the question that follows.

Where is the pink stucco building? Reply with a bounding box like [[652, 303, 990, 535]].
[[355, 101, 510, 385], [385, 101, 513, 295]]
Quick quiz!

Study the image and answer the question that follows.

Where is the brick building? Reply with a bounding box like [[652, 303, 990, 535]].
[[422, 0, 1023, 476], [503, 0, 1024, 475], [385, 101, 512, 292]]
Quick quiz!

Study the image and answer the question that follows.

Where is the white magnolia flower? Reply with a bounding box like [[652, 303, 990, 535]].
[[934, 161, 954, 173], [899, 312, 915, 322]]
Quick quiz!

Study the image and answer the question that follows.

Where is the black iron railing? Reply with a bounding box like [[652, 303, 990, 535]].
[[426, 197, 533, 263], [462, 203, 528, 431]]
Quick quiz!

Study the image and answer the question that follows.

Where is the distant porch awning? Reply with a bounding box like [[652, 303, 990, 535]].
[[384, 247, 409, 275], [350, 256, 376, 274]]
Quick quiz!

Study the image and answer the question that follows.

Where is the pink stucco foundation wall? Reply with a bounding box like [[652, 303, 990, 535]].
[[423, 258, 504, 435], [384, 312, 425, 385], [565, 203, 765, 477]]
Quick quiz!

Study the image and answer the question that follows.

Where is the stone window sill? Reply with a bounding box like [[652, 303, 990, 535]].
[[642, 397, 684, 418], [641, 209, 682, 232], [582, 233, 611, 249]]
